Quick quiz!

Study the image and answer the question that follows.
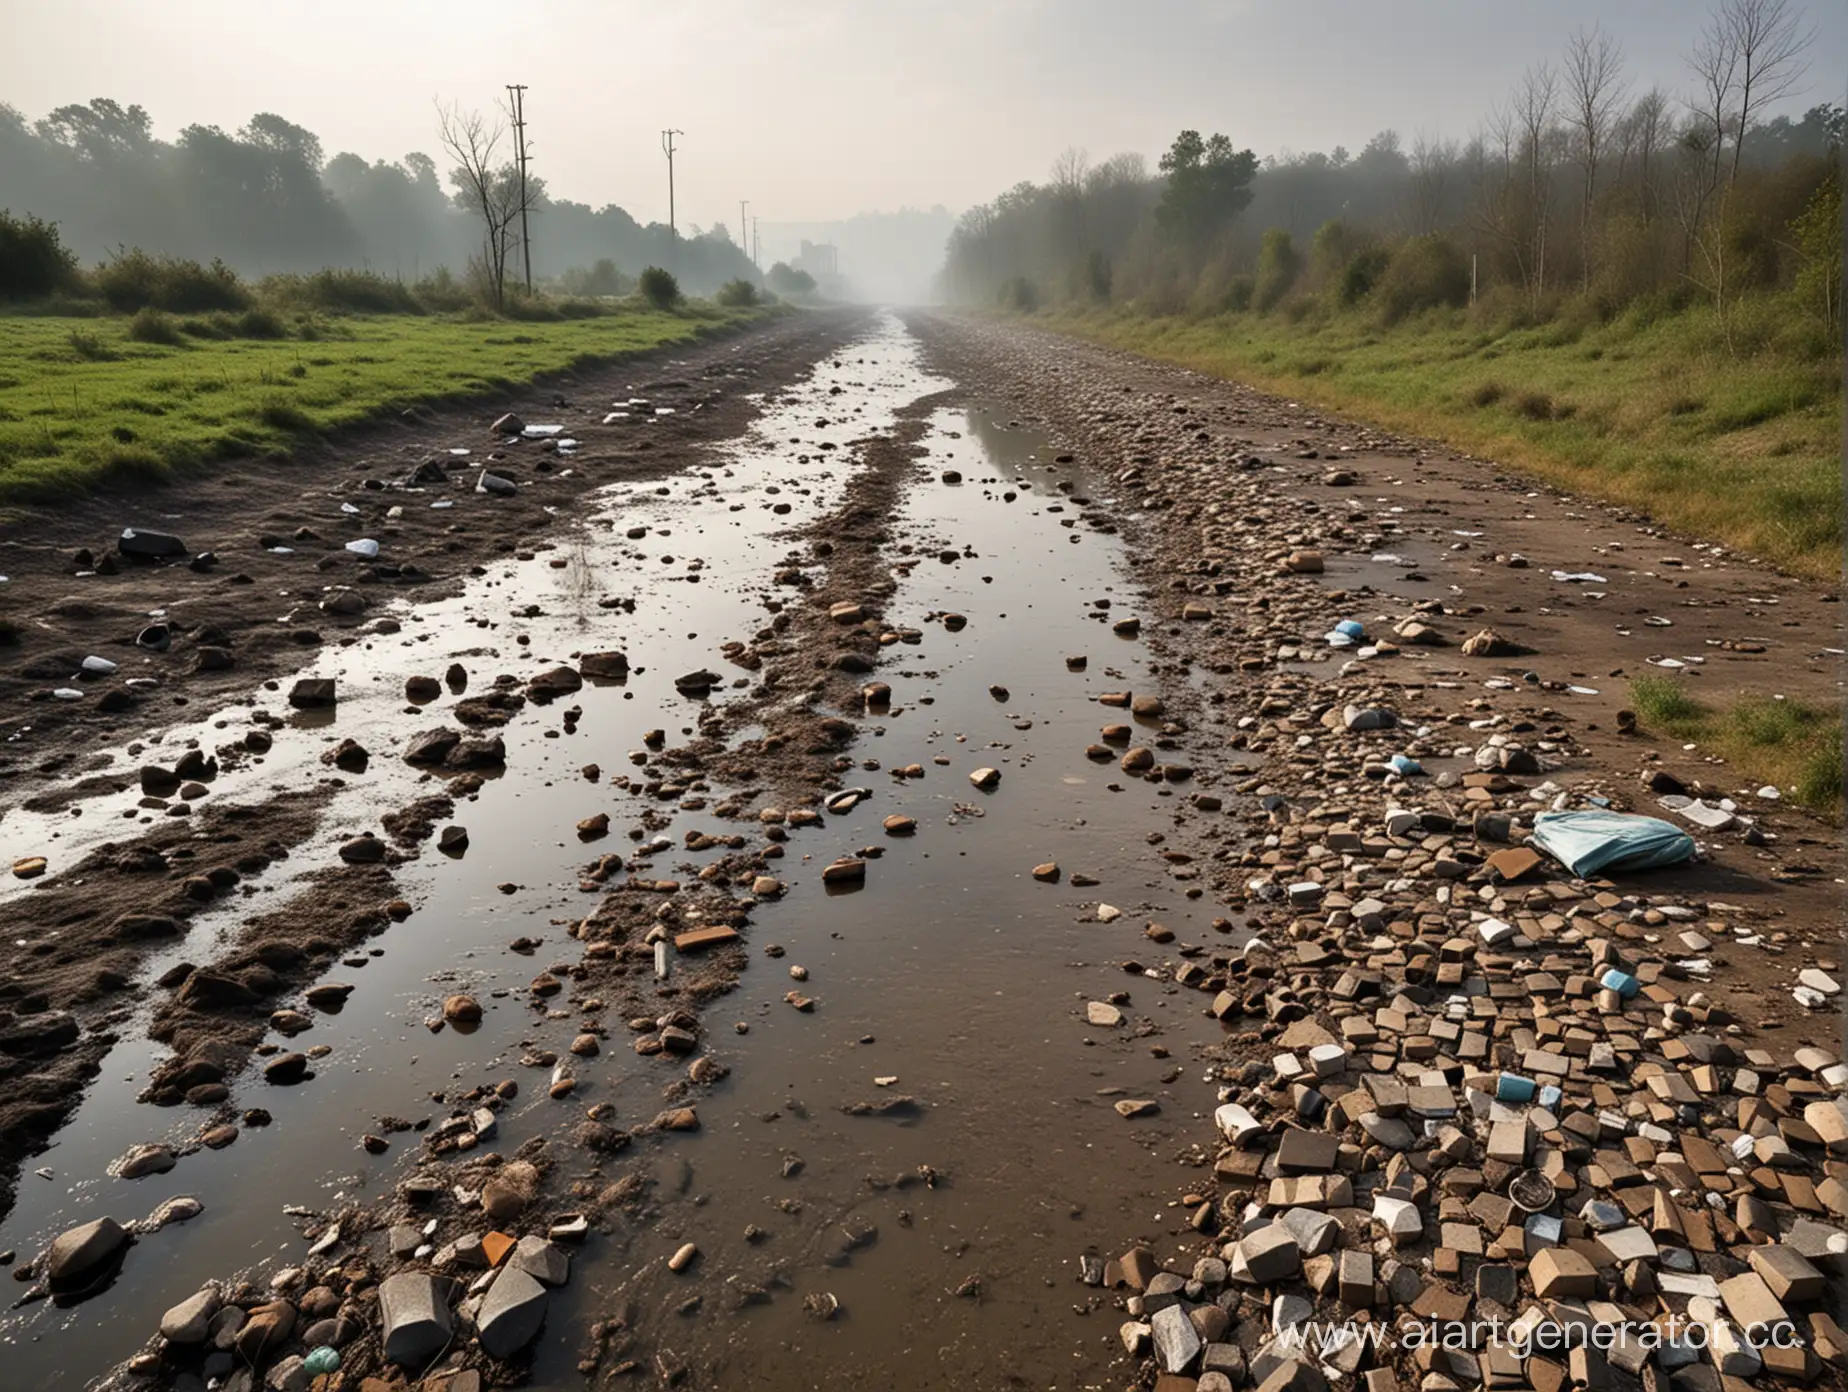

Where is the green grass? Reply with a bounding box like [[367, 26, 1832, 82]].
[[1030, 299, 1841, 579], [1630, 674, 1842, 817], [0, 303, 773, 501]]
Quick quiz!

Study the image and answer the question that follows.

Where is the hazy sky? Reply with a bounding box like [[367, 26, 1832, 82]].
[[5, 0, 1844, 230]]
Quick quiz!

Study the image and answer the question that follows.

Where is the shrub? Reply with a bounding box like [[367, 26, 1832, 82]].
[[260, 269, 423, 315], [1374, 234, 1470, 325], [95, 250, 250, 313], [1466, 381, 1505, 408], [559, 259, 629, 298], [1254, 229, 1300, 312], [1078, 249, 1112, 303], [66, 328, 115, 361], [127, 307, 183, 345], [180, 314, 232, 340], [997, 275, 1038, 311], [715, 278, 760, 308], [1513, 390, 1560, 420], [0, 210, 80, 300], [503, 296, 564, 322], [767, 262, 817, 296], [638, 266, 681, 310], [1338, 248, 1391, 306], [412, 266, 472, 313], [235, 307, 287, 339]]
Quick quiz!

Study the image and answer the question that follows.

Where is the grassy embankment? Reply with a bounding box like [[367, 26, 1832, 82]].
[[1027, 300, 1842, 817], [0, 302, 774, 503], [1033, 300, 1841, 582], [1630, 674, 1840, 817]]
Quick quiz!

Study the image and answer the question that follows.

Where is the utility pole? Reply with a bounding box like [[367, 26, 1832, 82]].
[[751, 216, 760, 271], [661, 128, 683, 262], [506, 84, 532, 294], [739, 199, 749, 254]]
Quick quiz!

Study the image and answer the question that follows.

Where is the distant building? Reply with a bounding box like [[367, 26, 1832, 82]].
[[793, 239, 845, 297]]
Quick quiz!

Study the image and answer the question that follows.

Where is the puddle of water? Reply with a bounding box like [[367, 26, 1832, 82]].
[[0, 323, 1242, 1392], [555, 402, 1233, 1388]]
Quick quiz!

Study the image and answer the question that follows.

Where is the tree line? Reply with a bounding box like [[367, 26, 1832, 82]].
[[939, 0, 1842, 335], [0, 95, 762, 303]]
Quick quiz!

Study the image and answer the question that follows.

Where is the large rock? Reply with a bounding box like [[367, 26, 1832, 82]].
[[476, 1266, 548, 1357], [579, 651, 629, 680], [1229, 1225, 1301, 1285], [174, 970, 257, 1010], [380, 1271, 453, 1366], [118, 527, 187, 559], [405, 729, 461, 765], [264, 1052, 309, 1084], [526, 666, 583, 699], [45, 1216, 130, 1289], [113, 1143, 176, 1179], [288, 678, 336, 709], [0, 1009, 80, 1055], [160, 1287, 222, 1344]]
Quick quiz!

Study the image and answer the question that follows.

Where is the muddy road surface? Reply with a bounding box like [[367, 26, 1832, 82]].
[[0, 310, 1841, 1392]]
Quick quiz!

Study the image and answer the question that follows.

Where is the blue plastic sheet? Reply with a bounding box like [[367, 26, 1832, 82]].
[[1529, 810, 1695, 877]]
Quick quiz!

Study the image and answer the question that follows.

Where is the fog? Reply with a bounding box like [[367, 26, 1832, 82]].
[[0, 0, 1841, 302]]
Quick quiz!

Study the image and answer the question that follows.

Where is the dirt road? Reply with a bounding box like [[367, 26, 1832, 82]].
[[0, 309, 1840, 1392]]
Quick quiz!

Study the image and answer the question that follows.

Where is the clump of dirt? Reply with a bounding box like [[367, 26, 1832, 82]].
[[705, 392, 953, 804]]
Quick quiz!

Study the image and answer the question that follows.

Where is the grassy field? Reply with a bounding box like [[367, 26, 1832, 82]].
[[0, 304, 772, 503], [1630, 674, 1841, 817], [1035, 300, 1841, 580]]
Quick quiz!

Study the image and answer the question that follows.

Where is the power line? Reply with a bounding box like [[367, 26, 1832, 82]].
[[661, 128, 683, 260], [506, 84, 532, 294]]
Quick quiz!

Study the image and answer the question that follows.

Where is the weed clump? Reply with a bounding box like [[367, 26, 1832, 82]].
[[127, 307, 183, 345]]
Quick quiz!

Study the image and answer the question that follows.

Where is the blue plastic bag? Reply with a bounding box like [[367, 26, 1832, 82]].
[[1529, 811, 1695, 877]]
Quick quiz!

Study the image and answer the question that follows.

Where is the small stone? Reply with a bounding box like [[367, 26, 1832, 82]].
[[444, 994, 483, 1023]]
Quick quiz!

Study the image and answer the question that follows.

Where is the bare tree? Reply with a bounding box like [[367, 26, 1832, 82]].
[[1563, 24, 1628, 284], [1626, 87, 1671, 224], [1685, 10, 1741, 198], [436, 98, 530, 311], [1468, 105, 1521, 285], [1049, 146, 1090, 271], [1408, 131, 1458, 234], [1513, 63, 1560, 301], [1723, 0, 1814, 181]]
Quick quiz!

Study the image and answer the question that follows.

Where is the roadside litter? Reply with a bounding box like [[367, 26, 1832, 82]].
[[1529, 809, 1696, 876]]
